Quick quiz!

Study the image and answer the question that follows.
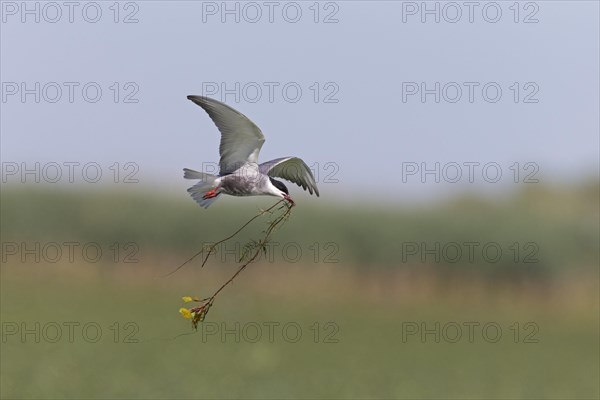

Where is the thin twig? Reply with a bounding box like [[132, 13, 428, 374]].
[[208, 200, 292, 300], [186, 199, 294, 327], [163, 199, 286, 277], [199, 199, 287, 268]]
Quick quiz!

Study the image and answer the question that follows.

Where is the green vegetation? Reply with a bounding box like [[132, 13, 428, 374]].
[[2, 183, 598, 276]]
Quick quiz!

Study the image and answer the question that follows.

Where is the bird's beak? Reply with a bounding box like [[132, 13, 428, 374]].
[[283, 194, 295, 207]]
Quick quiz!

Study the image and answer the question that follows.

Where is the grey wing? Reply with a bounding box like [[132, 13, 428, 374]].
[[187, 95, 266, 174], [259, 157, 320, 197]]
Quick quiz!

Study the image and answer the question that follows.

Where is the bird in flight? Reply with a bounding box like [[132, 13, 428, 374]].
[[184, 96, 319, 208]]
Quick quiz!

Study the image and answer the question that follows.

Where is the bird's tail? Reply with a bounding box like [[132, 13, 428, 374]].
[[184, 168, 219, 208]]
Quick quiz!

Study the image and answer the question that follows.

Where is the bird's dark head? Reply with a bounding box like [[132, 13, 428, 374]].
[[269, 177, 289, 195]]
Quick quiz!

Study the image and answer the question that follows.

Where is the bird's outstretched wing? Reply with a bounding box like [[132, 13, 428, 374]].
[[187, 95, 266, 174], [259, 157, 320, 196]]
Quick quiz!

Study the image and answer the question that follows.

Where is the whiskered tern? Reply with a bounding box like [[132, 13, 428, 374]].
[[184, 96, 320, 208]]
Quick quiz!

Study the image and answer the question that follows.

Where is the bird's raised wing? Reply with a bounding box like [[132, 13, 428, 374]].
[[187, 96, 265, 174], [260, 157, 320, 196]]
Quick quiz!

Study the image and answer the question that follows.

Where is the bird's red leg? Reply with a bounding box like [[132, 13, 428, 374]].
[[202, 186, 220, 200]]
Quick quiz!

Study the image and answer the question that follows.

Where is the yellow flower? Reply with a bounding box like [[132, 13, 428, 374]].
[[179, 308, 192, 319], [182, 296, 193, 303]]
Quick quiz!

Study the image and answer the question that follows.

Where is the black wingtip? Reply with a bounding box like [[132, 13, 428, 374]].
[[188, 95, 208, 103]]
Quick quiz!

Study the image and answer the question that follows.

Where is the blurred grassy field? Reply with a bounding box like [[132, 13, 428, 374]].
[[2, 182, 598, 274], [1, 184, 598, 399]]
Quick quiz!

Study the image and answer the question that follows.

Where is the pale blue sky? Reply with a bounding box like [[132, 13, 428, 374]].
[[1, 1, 598, 203]]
